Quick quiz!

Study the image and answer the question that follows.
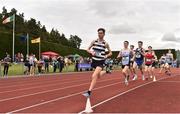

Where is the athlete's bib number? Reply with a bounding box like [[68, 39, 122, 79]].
[[146, 59, 151, 62], [95, 51, 101, 56], [122, 56, 129, 65], [136, 54, 141, 58]]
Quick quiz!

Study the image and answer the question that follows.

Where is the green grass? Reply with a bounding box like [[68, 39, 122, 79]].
[[0, 63, 76, 76], [0, 63, 122, 77]]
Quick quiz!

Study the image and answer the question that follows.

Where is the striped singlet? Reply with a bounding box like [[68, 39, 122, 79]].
[[92, 39, 106, 61]]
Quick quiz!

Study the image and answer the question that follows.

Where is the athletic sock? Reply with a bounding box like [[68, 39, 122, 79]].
[[88, 91, 91, 95]]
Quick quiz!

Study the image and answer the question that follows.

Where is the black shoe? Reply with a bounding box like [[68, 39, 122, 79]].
[[106, 70, 111, 74], [82, 91, 91, 98], [106, 68, 112, 74]]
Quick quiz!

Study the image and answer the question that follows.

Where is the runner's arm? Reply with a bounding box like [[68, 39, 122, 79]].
[[117, 50, 122, 59], [86, 40, 95, 56], [130, 50, 134, 61], [105, 43, 112, 58], [132, 52, 136, 61], [143, 52, 146, 62], [141, 48, 146, 56], [172, 54, 174, 61], [153, 51, 158, 61]]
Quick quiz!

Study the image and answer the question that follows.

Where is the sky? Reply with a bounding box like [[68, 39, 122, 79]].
[[1, 0, 180, 51]]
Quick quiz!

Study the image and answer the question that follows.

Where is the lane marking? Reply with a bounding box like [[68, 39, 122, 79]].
[[0, 78, 120, 102], [158, 81, 180, 83], [6, 76, 130, 113], [7, 73, 179, 113], [79, 74, 180, 114], [6, 76, 155, 113], [0, 72, 95, 88], [0, 78, 90, 94], [0, 71, 119, 88], [0, 70, 94, 79]]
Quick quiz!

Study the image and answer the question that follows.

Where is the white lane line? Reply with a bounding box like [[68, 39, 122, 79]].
[[7, 78, 124, 113], [0, 71, 95, 79], [0, 71, 95, 87], [1, 70, 119, 79], [7, 74, 175, 113], [0, 78, 90, 94], [0, 78, 120, 102], [158, 81, 180, 83], [6, 77, 147, 113], [0, 77, 90, 89], [0, 73, 94, 88], [0, 71, 118, 88], [78, 74, 179, 114]]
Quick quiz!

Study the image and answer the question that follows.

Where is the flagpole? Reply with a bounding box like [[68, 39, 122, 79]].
[[27, 33, 29, 56], [12, 14, 15, 62], [39, 38, 41, 60]]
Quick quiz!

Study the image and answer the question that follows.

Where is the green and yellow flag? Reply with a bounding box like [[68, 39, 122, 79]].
[[31, 37, 40, 43]]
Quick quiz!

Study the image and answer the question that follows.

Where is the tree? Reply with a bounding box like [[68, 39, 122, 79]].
[[60, 33, 69, 46], [2, 6, 7, 16], [10, 8, 17, 15], [16, 13, 25, 33], [27, 18, 40, 37], [0, 7, 83, 50], [69, 35, 82, 49], [49, 28, 62, 43]]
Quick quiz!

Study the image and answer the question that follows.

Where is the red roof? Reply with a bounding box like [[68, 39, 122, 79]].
[[41, 51, 59, 57]]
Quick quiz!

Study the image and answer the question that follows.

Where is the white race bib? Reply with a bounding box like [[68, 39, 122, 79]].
[[136, 54, 141, 58], [146, 59, 151, 62]]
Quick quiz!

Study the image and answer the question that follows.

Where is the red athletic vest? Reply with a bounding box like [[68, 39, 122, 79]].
[[145, 52, 154, 65]]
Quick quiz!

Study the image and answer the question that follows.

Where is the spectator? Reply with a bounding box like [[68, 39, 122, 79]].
[[15, 54, 18, 63], [29, 54, 36, 76], [75, 59, 79, 71], [64, 57, 70, 71], [3, 54, 11, 76], [37, 59, 44, 75], [44, 56, 49, 73], [24, 57, 30, 75], [20, 53, 24, 62], [52, 57, 58, 72], [33, 55, 38, 74], [59, 57, 65, 72], [177, 59, 180, 68]]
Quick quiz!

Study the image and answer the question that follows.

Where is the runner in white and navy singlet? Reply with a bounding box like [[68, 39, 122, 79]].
[[83, 28, 112, 97]]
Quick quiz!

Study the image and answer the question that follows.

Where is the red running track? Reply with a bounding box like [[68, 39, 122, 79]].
[[0, 68, 179, 113]]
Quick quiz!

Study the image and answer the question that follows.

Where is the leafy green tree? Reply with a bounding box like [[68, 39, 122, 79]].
[[69, 35, 82, 48], [0, 7, 83, 56]]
